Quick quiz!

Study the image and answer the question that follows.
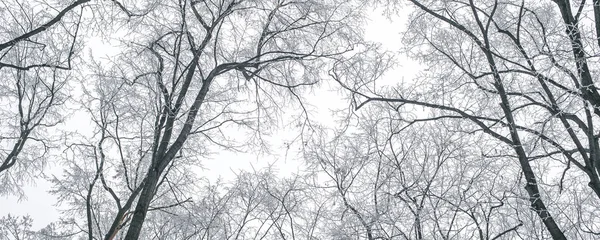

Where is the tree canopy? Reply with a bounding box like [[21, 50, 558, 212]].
[[2, 0, 600, 239]]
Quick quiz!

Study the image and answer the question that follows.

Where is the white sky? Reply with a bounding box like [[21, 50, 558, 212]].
[[0, 7, 418, 231]]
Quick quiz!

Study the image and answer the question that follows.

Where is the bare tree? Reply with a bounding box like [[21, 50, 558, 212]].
[[49, 0, 369, 239], [128, 166, 324, 240], [15, 0, 596, 239], [333, 0, 600, 238], [0, 214, 80, 240], [0, 0, 90, 195], [302, 110, 531, 239]]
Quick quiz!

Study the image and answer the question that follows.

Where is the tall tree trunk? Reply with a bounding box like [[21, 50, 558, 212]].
[[123, 169, 160, 239], [486, 42, 567, 240]]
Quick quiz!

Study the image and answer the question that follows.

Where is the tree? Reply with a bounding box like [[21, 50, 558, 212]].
[[302, 108, 532, 239], [17, 0, 600, 238], [333, 0, 600, 238], [0, 214, 35, 240], [50, 0, 369, 238], [109, 167, 316, 240], [0, 0, 89, 196], [0, 214, 79, 240]]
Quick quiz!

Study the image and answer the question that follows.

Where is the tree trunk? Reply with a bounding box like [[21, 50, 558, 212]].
[[123, 169, 160, 239]]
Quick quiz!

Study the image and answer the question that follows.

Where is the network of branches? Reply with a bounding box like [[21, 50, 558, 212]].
[[1, 0, 600, 240]]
